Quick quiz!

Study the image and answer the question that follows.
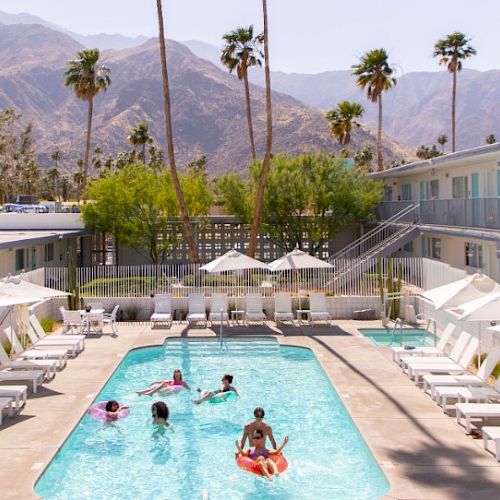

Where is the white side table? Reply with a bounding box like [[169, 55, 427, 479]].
[[296, 309, 311, 325], [231, 310, 245, 325]]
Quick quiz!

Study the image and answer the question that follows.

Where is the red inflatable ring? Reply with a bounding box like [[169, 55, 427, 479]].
[[236, 454, 288, 477]]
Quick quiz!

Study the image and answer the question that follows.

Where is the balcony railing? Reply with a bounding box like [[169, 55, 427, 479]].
[[376, 198, 500, 230]]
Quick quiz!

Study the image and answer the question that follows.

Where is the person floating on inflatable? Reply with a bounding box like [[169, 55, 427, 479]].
[[192, 374, 238, 405], [137, 369, 191, 396], [235, 430, 289, 481], [88, 400, 129, 421]]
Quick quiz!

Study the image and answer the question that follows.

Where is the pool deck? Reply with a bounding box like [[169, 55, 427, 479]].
[[1, 320, 500, 499]]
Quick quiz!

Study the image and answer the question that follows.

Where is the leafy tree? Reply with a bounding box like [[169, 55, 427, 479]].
[[437, 134, 448, 153], [352, 49, 396, 171], [325, 101, 364, 154], [486, 134, 496, 145], [156, 0, 198, 263], [221, 25, 263, 161], [248, 0, 273, 257], [81, 164, 212, 264], [433, 32, 476, 152], [64, 48, 111, 189], [416, 145, 442, 159], [354, 146, 374, 169], [217, 153, 382, 254], [128, 122, 153, 162]]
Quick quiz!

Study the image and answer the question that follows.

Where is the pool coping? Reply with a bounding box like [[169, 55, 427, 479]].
[[1, 321, 500, 499]]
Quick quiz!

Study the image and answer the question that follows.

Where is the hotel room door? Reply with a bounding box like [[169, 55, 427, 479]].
[[471, 173, 479, 226]]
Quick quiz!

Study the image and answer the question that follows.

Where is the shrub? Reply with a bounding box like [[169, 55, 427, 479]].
[[40, 317, 56, 332]]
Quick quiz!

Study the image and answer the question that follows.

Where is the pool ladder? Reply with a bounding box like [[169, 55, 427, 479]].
[[389, 318, 404, 346], [389, 317, 437, 347], [420, 318, 437, 347]]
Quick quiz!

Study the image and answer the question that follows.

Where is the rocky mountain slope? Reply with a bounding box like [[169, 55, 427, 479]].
[[0, 23, 408, 175]]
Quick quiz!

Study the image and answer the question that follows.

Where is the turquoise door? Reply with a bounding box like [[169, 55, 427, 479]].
[[471, 173, 479, 226]]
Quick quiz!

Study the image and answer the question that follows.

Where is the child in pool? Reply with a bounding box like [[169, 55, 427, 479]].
[[192, 374, 238, 404], [137, 369, 191, 396], [105, 400, 129, 421], [151, 401, 173, 431], [235, 430, 289, 481]]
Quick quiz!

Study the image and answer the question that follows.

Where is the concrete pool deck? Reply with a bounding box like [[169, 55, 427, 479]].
[[1, 320, 499, 499]]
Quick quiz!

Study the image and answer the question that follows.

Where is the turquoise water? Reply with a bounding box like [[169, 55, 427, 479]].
[[359, 328, 437, 347], [35, 338, 389, 500]]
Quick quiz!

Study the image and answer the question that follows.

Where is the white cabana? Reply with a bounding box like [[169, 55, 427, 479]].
[[268, 248, 333, 271], [200, 249, 269, 273], [420, 273, 500, 310]]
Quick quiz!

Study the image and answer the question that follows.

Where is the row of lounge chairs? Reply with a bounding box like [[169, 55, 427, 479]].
[[151, 293, 332, 328], [0, 314, 85, 426], [391, 323, 500, 460]]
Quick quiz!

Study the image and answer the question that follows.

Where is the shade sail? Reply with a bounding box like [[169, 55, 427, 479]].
[[420, 273, 500, 310], [451, 292, 500, 321], [200, 249, 269, 273], [268, 248, 333, 272]]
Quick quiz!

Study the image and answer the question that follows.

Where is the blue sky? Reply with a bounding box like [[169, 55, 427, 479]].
[[1, 0, 499, 74]]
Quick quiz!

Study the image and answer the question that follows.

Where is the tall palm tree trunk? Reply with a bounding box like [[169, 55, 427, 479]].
[[156, 0, 198, 263], [243, 71, 257, 161], [376, 95, 383, 171], [248, 0, 273, 257], [83, 98, 93, 188], [451, 69, 457, 152]]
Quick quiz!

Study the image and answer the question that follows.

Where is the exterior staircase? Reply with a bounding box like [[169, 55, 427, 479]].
[[328, 204, 421, 291]]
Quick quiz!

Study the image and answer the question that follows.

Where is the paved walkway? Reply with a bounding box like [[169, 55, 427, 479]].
[[1, 320, 499, 499]]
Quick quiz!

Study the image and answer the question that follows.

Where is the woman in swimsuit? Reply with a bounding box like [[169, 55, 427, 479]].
[[192, 374, 238, 404], [137, 369, 191, 396], [235, 429, 289, 480]]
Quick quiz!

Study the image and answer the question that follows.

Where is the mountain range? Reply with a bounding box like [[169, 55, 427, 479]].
[[0, 21, 407, 176]]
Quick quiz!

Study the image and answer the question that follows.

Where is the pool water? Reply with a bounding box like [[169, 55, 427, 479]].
[[35, 338, 389, 500], [359, 328, 437, 347]]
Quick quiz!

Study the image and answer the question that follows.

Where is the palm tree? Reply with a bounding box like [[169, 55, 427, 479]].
[[128, 122, 153, 162], [247, 0, 273, 257], [352, 48, 396, 171], [437, 134, 448, 153], [221, 25, 263, 161], [433, 32, 476, 153], [325, 101, 364, 154], [47, 167, 60, 200], [486, 134, 496, 145], [156, 0, 198, 263], [64, 49, 111, 189]]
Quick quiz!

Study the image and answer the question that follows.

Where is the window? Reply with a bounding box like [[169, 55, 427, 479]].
[[465, 242, 483, 268], [44, 243, 54, 262], [430, 180, 439, 200], [401, 183, 412, 201], [15, 249, 24, 271], [452, 176, 469, 198], [431, 238, 441, 259]]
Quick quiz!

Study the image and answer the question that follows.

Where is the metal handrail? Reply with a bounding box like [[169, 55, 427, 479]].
[[389, 318, 404, 346]]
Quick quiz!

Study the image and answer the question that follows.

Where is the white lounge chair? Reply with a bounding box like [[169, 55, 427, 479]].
[[150, 294, 173, 328], [245, 294, 266, 324], [5, 327, 68, 370], [309, 293, 331, 325], [456, 403, 500, 434], [274, 294, 294, 324], [208, 294, 229, 326], [103, 305, 120, 335], [391, 323, 456, 363], [30, 314, 85, 353], [480, 427, 500, 461], [26, 324, 80, 357], [0, 385, 27, 412], [187, 294, 207, 326], [425, 347, 500, 401], [0, 341, 57, 379], [0, 369, 44, 393], [407, 336, 479, 383], [60, 307, 85, 334], [400, 331, 470, 370], [0, 397, 13, 425], [457, 376, 500, 405]]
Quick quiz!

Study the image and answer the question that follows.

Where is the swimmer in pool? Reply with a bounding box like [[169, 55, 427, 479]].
[[137, 369, 191, 396], [192, 374, 238, 404]]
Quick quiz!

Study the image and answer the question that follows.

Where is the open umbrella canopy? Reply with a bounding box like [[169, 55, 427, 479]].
[[0, 294, 40, 308], [200, 249, 269, 273], [420, 273, 500, 310], [268, 248, 333, 272], [0, 278, 69, 299], [451, 292, 500, 321]]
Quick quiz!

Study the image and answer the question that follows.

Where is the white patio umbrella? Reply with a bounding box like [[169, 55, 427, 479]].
[[200, 249, 269, 311], [0, 277, 70, 299], [269, 248, 333, 308], [420, 273, 500, 310]]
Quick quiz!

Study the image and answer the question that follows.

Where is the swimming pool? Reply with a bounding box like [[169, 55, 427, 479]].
[[359, 328, 437, 347], [35, 338, 389, 499]]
